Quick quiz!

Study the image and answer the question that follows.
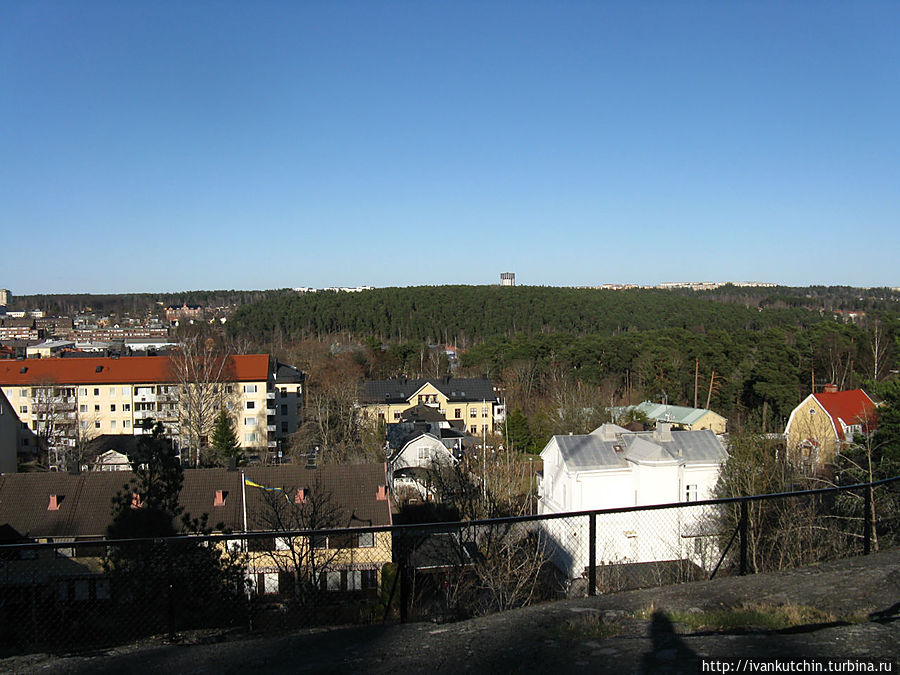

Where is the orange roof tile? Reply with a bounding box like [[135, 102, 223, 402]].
[[0, 354, 270, 386], [812, 389, 877, 440]]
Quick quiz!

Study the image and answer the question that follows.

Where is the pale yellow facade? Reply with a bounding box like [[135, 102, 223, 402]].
[[362, 382, 495, 435], [686, 410, 727, 434], [784, 396, 841, 466]]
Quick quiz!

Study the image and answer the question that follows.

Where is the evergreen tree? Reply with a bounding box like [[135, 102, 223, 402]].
[[211, 408, 242, 466]]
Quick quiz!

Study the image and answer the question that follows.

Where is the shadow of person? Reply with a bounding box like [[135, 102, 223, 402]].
[[640, 610, 699, 674]]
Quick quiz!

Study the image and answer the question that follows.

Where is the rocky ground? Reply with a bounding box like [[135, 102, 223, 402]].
[[5, 549, 898, 674]]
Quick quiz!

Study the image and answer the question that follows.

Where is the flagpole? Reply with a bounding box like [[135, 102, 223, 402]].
[[241, 471, 252, 606], [241, 470, 248, 535]]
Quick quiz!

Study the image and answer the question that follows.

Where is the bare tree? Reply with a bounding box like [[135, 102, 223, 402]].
[[169, 336, 236, 467], [253, 476, 347, 602]]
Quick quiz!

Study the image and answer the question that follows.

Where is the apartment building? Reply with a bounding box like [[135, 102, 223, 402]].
[[0, 354, 303, 468], [359, 376, 499, 435]]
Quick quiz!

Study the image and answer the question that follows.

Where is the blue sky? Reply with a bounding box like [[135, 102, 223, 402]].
[[2, 1, 898, 293]]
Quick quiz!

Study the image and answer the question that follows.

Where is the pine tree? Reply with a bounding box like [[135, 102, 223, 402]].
[[211, 408, 242, 466]]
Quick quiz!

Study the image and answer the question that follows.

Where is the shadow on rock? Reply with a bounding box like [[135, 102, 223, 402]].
[[640, 611, 699, 674]]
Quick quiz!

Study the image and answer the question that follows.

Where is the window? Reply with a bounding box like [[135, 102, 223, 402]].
[[361, 569, 377, 590], [225, 401, 233, 410], [225, 385, 233, 394], [685, 484, 698, 502], [243, 384, 257, 393], [244, 417, 257, 426], [281, 422, 288, 433], [79, 405, 87, 413], [19, 406, 27, 414], [312, 535, 327, 549], [245, 401, 255, 410], [455, 408, 461, 418], [483, 407, 489, 417], [110, 404, 116, 412], [482, 424, 488, 433], [122, 387, 129, 396], [93, 404, 100, 412], [95, 421, 101, 429], [417, 447, 429, 460], [358, 532, 375, 548], [280, 388, 287, 398], [393, 412, 401, 420], [81, 421, 89, 430], [109, 387, 116, 397], [123, 420, 130, 428], [470, 409, 477, 418], [79, 388, 88, 397], [110, 420, 116, 429], [244, 432, 258, 443], [280, 405, 287, 416], [93, 388, 99, 396], [470, 425, 477, 434], [21, 388, 29, 397], [123, 403, 130, 411]]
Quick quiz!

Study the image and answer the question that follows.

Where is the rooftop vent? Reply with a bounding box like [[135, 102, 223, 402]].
[[613, 444, 623, 453], [19, 366, 27, 374], [95, 365, 103, 373]]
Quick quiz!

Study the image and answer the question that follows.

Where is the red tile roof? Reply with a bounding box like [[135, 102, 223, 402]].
[[0, 354, 270, 386], [813, 389, 877, 440]]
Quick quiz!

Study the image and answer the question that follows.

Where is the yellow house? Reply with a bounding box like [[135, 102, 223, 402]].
[[626, 401, 727, 434], [359, 377, 498, 436], [784, 387, 877, 466]]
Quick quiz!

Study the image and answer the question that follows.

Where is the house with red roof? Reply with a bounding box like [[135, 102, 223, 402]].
[[784, 385, 877, 466]]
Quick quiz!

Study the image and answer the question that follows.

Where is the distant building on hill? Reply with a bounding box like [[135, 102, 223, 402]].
[[0, 290, 10, 307], [500, 272, 516, 286]]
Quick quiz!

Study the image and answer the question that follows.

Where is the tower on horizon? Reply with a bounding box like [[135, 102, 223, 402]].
[[500, 272, 515, 287]]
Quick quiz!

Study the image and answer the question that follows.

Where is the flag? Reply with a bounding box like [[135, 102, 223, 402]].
[[243, 476, 284, 492]]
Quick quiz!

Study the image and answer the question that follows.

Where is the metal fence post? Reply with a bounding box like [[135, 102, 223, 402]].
[[399, 561, 409, 623], [739, 500, 749, 576], [588, 513, 597, 597], [863, 486, 872, 555], [166, 541, 176, 641]]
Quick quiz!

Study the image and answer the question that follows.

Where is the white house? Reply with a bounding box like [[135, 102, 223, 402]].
[[538, 423, 727, 580], [388, 432, 458, 499]]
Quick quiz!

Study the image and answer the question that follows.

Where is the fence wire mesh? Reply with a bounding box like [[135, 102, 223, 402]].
[[0, 478, 896, 655]]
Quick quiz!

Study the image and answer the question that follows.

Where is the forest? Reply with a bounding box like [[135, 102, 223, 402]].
[[224, 285, 899, 453]]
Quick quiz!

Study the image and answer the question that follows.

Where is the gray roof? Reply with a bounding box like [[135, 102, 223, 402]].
[[546, 428, 727, 472], [360, 377, 495, 404], [273, 361, 305, 384]]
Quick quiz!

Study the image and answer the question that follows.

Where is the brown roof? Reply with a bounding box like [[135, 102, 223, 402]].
[[0, 464, 391, 539], [0, 354, 270, 386]]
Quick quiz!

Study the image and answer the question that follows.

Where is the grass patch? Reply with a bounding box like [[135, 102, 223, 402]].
[[637, 603, 839, 631], [557, 603, 865, 640]]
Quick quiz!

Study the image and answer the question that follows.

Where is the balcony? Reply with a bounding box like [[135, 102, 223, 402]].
[[267, 441, 277, 448], [266, 425, 276, 432], [135, 393, 158, 403], [266, 392, 276, 400], [134, 410, 157, 420], [266, 408, 276, 416]]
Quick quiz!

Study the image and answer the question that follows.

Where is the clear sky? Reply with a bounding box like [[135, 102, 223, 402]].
[[2, 1, 898, 294]]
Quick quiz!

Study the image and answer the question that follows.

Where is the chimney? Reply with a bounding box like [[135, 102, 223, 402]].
[[655, 422, 673, 442], [48, 494, 61, 511], [131, 493, 143, 509], [824, 383, 838, 393], [214, 490, 227, 507], [294, 488, 306, 504], [376, 485, 388, 501]]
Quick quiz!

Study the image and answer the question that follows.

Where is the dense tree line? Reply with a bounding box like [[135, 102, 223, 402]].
[[11, 289, 292, 316], [227, 286, 834, 347]]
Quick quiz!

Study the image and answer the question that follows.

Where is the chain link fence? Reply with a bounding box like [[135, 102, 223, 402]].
[[1, 477, 896, 655]]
